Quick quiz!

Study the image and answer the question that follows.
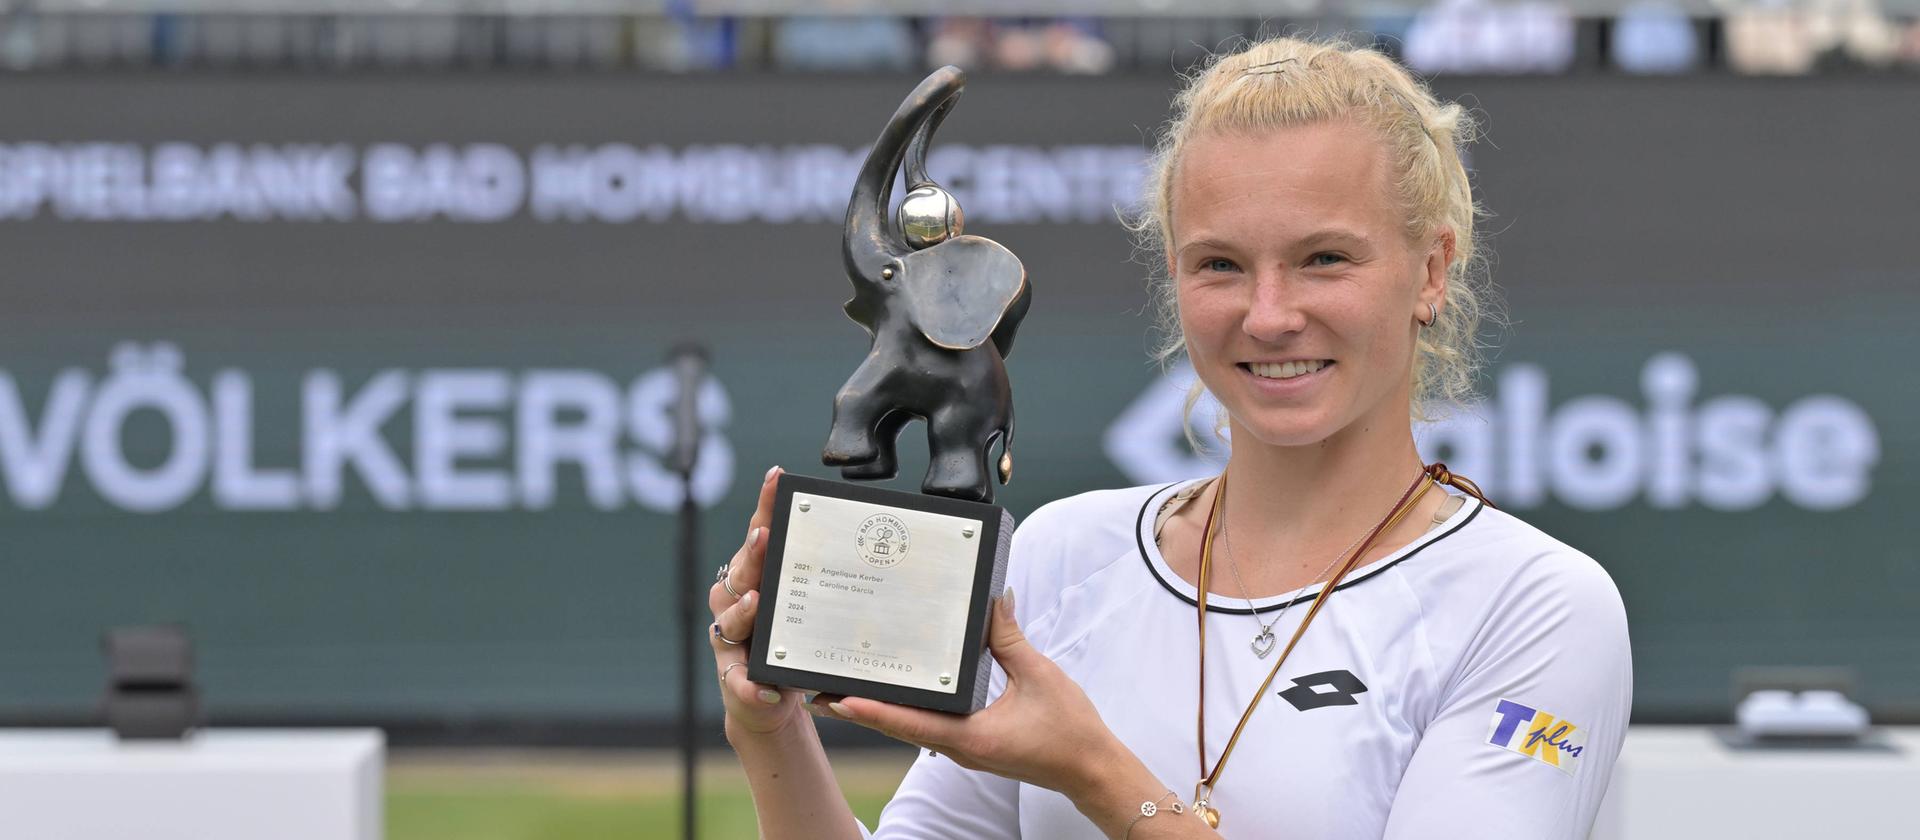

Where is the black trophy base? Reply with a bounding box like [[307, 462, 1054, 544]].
[[747, 474, 1013, 714]]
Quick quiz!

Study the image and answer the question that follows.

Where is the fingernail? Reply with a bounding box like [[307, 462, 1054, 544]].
[[827, 701, 851, 719], [765, 466, 780, 482], [743, 591, 757, 608], [759, 689, 782, 705], [1002, 587, 1016, 616], [750, 526, 763, 545]]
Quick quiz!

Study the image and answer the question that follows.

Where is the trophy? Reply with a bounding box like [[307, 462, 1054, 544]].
[[746, 67, 1032, 714]]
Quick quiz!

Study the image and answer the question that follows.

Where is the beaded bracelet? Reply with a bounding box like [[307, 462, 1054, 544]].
[[1124, 789, 1185, 839]]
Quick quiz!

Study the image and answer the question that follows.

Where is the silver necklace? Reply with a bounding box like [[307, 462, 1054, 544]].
[[1219, 483, 1372, 659]]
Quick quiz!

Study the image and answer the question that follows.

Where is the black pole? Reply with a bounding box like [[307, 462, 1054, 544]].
[[678, 488, 699, 840], [668, 344, 708, 840]]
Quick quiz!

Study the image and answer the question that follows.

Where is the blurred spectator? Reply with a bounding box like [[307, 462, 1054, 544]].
[[931, 18, 1112, 74], [628, 6, 738, 73], [6, 13, 68, 69], [1902, 18, 1920, 68], [1727, 0, 1818, 74], [1403, 0, 1577, 74], [632, 16, 700, 71], [1041, 19, 1115, 74], [678, 17, 741, 72], [1, 7, 1918, 76], [1806, 0, 1901, 68], [927, 17, 989, 70], [992, 20, 1045, 71], [1612, 2, 1699, 73], [774, 14, 915, 72], [1358, 13, 1420, 59], [1725, 0, 1898, 74]]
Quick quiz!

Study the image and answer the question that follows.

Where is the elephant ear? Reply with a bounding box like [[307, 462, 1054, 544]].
[[898, 235, 1028, 351]]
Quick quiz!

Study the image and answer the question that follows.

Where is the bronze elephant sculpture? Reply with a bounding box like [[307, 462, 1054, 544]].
[[822, 66, 1032, 504]]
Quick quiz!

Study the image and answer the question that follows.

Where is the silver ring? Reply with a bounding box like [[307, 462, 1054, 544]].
[[717, 563, 741, 599], [716, 626, 747, 646], [1422, 301, 1439, 328], [720, 662, 745, 685]]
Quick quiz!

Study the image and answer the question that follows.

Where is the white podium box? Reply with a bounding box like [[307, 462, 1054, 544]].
[[0, 728, 383, 840], [1595, 725, 1920, 839]]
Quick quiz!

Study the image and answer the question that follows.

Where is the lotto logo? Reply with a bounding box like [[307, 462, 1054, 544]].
[[1486, 699, 1587, 775]]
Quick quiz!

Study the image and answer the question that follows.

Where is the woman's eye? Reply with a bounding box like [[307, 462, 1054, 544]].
[[1309, 253, 1348, 267], [1201, 258, 1238, 273]]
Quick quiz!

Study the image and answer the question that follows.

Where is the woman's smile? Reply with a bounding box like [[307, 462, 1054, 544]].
[[1237, 359, 1335, 395]]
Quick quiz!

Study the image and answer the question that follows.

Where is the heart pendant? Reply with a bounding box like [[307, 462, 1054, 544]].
[[1252, 630, 1276, 658], [1195, 803, 1221, 829]]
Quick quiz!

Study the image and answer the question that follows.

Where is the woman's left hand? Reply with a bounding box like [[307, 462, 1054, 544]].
[[821, 589, 1127, 799]]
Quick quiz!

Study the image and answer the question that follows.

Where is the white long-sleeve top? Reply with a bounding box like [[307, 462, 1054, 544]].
[[861, 479, 1632, 839]]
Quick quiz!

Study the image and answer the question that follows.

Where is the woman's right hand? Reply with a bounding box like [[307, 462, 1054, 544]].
[[709, 465, 810, 737]]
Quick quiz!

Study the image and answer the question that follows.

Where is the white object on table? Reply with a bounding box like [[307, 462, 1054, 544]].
[[1593, 725, 1920, 839], [1735, 689, 1871, 738], [0, 728, 382, 840]]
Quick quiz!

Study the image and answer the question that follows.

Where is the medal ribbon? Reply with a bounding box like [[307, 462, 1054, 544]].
[[1192, 463, 1493, 825]]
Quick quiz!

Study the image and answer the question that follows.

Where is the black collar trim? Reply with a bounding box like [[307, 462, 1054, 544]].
[[1132, 480, 1484, 615]]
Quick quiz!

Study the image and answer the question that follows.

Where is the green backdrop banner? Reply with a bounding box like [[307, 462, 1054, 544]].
[[0, 73, 1914, 724]]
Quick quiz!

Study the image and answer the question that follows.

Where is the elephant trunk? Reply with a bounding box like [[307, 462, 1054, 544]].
[[842, 66, 966, 291]]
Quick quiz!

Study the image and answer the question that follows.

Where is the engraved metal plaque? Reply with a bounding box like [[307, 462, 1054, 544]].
[[748, 474, 1013, 713], [765, 492, 978, 694]]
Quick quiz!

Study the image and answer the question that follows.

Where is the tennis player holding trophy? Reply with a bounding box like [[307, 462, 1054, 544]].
[[708, 36, 1630, 840]]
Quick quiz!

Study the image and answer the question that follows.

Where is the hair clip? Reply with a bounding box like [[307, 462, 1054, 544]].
[[1242, 57, 1298, 77]]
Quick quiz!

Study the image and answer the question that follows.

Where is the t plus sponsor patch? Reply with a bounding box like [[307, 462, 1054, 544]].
[[1486, 699, 1587, 775]]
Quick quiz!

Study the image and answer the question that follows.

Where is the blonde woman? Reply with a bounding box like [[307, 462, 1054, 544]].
[[708, 36, 1631, 839]]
